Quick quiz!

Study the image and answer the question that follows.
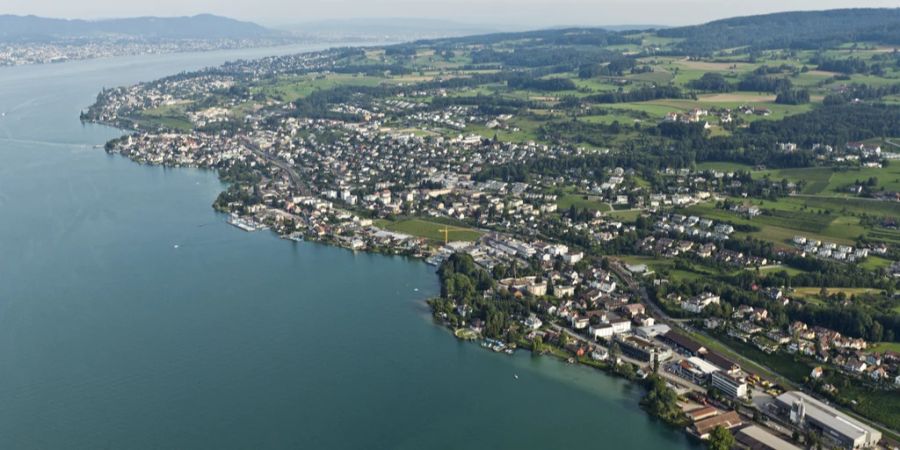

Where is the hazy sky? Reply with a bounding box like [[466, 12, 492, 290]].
[[1, 0, 898, 27]]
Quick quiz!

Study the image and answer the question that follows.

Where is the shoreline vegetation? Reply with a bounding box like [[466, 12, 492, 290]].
[[427, 253, 698, 437]]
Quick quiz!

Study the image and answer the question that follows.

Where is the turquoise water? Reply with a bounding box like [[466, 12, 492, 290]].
[[0, 47, 699, 449]]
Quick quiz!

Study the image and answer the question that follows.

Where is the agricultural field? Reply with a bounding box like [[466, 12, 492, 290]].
[[251, 74, 386, 102], [134, 104, 192, 131], [753, 162, 900, 195]]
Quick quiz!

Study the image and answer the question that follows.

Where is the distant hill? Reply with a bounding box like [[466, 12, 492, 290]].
[[0, 14, 279, 41], [286, 18, 496, 36], [658, 8, 900, 54]]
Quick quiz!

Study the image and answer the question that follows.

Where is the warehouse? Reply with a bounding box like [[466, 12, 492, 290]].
[[774, 391, 881, 449]]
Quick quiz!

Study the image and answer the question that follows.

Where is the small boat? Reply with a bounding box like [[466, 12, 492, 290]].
[[173, 244, 179, 249], [514, 374, 519, 379]]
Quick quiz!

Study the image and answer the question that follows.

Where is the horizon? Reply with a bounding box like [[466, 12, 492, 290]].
[[2, 1, 899, 29]]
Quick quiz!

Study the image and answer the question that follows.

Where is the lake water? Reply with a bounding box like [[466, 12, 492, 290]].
[[0, 45, 699, 449]]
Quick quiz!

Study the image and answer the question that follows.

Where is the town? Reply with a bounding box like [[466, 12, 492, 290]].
[[82, 22, 900, 450]]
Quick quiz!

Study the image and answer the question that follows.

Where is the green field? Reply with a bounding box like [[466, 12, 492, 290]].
[[683, 195, 900, 246], [557, 194, 611, 212], [869, 342, 900, 353], [792, 287, 884, 299], [252, 74, 386, 102], [681, 202, 862, 246], [753, 162, 900, 195], [695, 161, 755, 172], [134, 104, 192, 131], [375, 218, 482, 243]]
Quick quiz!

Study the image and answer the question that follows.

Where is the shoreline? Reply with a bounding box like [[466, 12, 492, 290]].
[[94, 129, 702, 444]]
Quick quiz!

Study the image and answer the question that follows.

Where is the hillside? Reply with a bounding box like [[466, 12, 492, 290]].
[[658, 8, 900, 54], [0, 14, 278, 41]]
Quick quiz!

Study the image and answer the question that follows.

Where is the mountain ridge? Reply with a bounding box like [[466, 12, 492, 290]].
[[0, 14, 279, 41]]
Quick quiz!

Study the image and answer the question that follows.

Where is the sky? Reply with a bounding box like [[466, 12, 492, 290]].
[[1, 0, 898, 28]]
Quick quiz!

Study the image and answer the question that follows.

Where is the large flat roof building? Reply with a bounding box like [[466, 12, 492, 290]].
[[735, 425, 802, 450], [774, 391, 881, 449]]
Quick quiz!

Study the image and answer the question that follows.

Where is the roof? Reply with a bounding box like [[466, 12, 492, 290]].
[[685, 356, 720, 374], [736, 425, 802, 450], [775, 391, 880, 445], [704, 350, 738, 372], [661, 330, 706, 354], [687, 405, 719, 421], [693, 410, 742, 436]]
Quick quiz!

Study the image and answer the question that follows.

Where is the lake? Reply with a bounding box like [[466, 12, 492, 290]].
[[0, 45, 699, 449]]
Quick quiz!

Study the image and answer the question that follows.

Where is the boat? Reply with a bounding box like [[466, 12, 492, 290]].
[[514, 374, 519, 379]]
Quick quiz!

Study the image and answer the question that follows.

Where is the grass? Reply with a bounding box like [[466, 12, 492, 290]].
[[869, 342, 900, 353], [606, 209, 643, 222], [681, 202, 859, 246], [685, 330, 797, 389], [374, 218, 481, 243], [607, 98, 813, 122], [791, 287, 884, 299], [861, 256, 893, 270], [695, 161, 755, 172], [682, 195, 900, 247], [752, 162, 900, 195], [251, 73, 385, 102], [557, 194, 611, 212], [134, 104, 192, 131]]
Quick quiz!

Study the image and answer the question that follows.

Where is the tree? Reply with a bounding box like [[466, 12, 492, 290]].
[[558, 331, 569, 347], [707, 426, 735, 450], [533, 336, 544, 354]]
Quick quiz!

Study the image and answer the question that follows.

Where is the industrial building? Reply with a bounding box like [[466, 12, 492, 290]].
[[735, 425, 802, 450], [711, 368, 748, 399], [614, 334, 672, 363], [774, 391, 881, 449]]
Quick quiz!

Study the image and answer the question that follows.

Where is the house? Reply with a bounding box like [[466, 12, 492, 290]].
[[810, 367, 824, 379], [589, 323, 614, 339], [620, 303, 645, 318], [571, 315, 590, 330], [609, 319, 632, 335], [682, 292, 720, 313], [691, 410, 742, 439], [523, 315, 543, 330]]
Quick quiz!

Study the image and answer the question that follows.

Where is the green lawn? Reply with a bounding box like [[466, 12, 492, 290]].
[[375, 218, 481, 243], [695, 161, 755, 172], [869, 342, 900, 353], [557, 194, 611, 212], [134, 104, 192, 131], [792, 287, 884, 299]]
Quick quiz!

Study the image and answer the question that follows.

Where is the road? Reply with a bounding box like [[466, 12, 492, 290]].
[[608, 258, 795, 385], [241, 137, 311, 196], [608, 257, 900, 440]]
